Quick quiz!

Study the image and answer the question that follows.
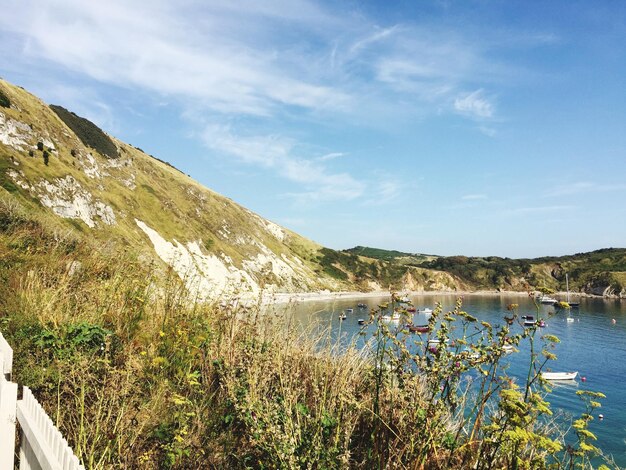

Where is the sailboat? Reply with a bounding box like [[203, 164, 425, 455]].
[[566, 273, 580, 308]]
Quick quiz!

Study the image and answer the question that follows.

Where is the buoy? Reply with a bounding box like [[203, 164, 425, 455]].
[[599, 414, 604, 420], [612, 319, 617, 324], [581, 376, 587, 382]]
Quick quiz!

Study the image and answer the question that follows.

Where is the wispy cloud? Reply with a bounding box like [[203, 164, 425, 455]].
[[0, 0, 349, 117], [544, 181, 626, 197], [201, 124, 365, 202], [509, 205, 574, 214], [0, 0, 518, 126], [317, 152, 347, 161], [454, 89, 494, 118]]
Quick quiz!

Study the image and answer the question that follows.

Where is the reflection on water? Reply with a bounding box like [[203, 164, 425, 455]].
[[269, 294, 626, 467]]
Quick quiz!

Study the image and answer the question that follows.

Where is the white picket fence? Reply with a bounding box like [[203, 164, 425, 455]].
[[0, 331, 85, 470]]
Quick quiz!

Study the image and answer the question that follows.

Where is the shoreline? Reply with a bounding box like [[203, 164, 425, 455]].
[[259, 289, 621, 306]]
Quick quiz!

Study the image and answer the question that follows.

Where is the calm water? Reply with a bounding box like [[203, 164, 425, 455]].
[[270, 294, 626, 467]]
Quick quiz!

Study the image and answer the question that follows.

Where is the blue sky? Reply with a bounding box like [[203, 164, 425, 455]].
[[1, 0, 625, 257]]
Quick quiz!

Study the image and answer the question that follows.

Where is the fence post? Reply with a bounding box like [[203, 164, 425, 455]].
[[0, 333, 18, 470]]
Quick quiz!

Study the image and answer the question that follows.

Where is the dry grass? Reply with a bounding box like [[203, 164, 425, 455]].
[[0, 193, 615, 469]]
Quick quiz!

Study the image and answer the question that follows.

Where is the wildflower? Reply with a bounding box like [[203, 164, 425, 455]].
[[159, 330, 165, 337]]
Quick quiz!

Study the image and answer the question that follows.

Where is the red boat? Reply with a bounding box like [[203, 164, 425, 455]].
[[408, 324, 430, 333]]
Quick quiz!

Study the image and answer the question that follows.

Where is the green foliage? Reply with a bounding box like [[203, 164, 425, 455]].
[[43, 150, 49, 165], [30, 322, 112, 358], [49, 104, 118, 159], [0, 157, 20, 193], [0, 88, 10, 108], [37, 141, 44, 151], [346, 245, 432, 262]]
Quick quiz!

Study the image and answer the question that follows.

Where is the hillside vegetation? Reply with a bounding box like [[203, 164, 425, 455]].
[[346, 246, 626, 297]]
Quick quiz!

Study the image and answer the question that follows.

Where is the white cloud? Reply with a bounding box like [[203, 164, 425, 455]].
[[544, 181, 626, 197], [454, 89, 494, 118], [0, 0, 348, 117], [201, 125, 365, 202], [509, 205, 574, 214], [0, 0, 515, 126], [317, 152, 346, 161]]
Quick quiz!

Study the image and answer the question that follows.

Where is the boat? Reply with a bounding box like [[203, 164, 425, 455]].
[[339, 313, 347, 320], [408, 324, 430, 333], [418, 308, 433, 314], [345, 308, 354, 314], [539, 295, 558, 304], [357, 303, 367, 309], [357, 319, 365, 325], [524, 315, 536, 326], [503, 344, 515, 353], [565, 273, 580, 308], [427, 338, 450, 348], [541, 371, 578, 381], [566, 317, 575, 323], [398, 296, 410, 303], [406, 306, 416, 312]]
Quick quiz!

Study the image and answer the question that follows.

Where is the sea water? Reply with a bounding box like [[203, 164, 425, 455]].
[[275, 294, 626, 467]]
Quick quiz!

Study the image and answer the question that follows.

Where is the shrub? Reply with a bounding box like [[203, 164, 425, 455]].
[[49, 104, 118, 159], [0, 89, 10, 108], [43, 150, 49, 165], [37, 141, 44, 151]]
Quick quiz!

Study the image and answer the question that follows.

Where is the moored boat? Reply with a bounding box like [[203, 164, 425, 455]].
[[418, 308, 433, 314], [541, 371, 578, 381], [524, 315, 536, 326], [408, 324, 430, 333]]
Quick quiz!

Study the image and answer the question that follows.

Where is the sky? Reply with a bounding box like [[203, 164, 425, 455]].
[[1, 0, 625, 258]]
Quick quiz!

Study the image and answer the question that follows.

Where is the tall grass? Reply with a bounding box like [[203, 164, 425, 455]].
[[0, 193, 616, 469]]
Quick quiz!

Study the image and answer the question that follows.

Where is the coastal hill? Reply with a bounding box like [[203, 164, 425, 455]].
[[1, 78, 624, 298], [346, 246, 626, 297]]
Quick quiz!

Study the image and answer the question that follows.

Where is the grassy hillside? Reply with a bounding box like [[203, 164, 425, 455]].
[[0, 78, 349, 294], [346, 246, 626, 296]]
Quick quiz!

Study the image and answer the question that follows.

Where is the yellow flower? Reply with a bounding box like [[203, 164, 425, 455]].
[[159, 330, 165, 337]]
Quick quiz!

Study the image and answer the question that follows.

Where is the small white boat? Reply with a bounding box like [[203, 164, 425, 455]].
[[541, 371, 578, 381], [566, 317, 575, 323], [419, 308, 433, 314], [357, 319, 365, 325], [539, 296, 558, 304], [427, 338, 449, 347], [524, 315, 536, 327], [339, 313, 347, 320], [345, 308, 354, 314], [503, 344, 515, 353]]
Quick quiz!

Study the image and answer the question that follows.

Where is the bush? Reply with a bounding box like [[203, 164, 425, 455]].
[[0, 89, 10, 108], [43, 150, 49, 166], [49, 104, 118, 159]]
